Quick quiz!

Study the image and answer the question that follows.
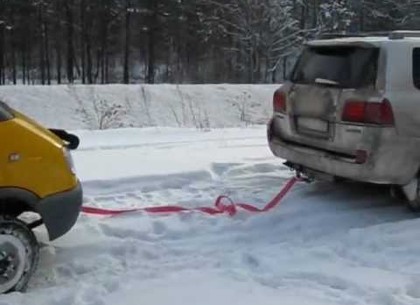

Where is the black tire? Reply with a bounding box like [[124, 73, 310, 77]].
[[390, 185, 407, 201], [0, 216, 39, 294], [388, 185, 420, 212], [408, 198, 420, 212], [393, 179, 420, 212]]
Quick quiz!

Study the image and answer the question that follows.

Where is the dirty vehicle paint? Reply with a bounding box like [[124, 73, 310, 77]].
[[268, 32, 420, 209]]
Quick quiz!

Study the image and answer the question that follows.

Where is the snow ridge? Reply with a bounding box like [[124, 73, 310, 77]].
[[0, 84, 278, 130]]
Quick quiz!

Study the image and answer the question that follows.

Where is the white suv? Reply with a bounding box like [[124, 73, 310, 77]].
[[267, 31, 420, 210]]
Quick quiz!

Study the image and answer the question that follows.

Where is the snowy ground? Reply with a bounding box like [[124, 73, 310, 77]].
[[0, 84, 277, 129], [2, 126, 420, 305]]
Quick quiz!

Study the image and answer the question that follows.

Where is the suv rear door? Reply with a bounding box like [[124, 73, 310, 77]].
[[282, 44, 381, 154]]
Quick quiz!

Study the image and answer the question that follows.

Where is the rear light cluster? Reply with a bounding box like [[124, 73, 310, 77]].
[[341, 99, 395, 126], [273, 90, 286, 113]]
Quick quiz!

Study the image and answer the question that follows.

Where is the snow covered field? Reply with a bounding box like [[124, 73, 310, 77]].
[[2, 126, 420, 305], [1, 84, 420, 305]]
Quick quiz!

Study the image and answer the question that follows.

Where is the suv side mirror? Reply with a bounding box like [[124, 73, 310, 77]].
[[49, 129, 80, 150]]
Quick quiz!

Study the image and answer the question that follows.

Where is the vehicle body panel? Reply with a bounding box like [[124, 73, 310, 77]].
[[268, 36, 420, 185], [0, 104, 82, 240]]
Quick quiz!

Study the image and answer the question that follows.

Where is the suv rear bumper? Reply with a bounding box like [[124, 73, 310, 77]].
[[36, 181, 83, 241], [268, 123, 416, 185]]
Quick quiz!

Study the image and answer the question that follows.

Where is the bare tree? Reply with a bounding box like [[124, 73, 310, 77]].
[[0, 0, 418, 85], [123, 0, 131, 84], [65, 0, 75, 83]]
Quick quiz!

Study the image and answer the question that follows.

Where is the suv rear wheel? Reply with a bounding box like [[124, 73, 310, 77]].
[[396, 177, 420, 212], [408, 197, 420, 212], [0, 216, 39, 293]]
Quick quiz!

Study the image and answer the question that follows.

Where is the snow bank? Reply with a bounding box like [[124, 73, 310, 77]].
[[0, 84, 278, 130]]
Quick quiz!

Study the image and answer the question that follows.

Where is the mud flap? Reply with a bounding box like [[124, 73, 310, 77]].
[[402, 179, 418, 202]]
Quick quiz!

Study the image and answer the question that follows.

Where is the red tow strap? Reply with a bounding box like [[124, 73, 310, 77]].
[[81, 177, 299, 217]]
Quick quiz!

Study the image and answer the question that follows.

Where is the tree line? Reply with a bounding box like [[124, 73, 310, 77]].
[[0, 0, 418, 85]]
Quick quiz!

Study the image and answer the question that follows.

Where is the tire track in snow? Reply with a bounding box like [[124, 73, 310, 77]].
[[5, 128, 420, 305]]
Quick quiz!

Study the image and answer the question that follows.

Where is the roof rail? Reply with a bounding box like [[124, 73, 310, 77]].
[[317, 33, 362, 39], [389, 31, 420, 39], [317, 30, 420, 40], [316, 32, 390, 40]]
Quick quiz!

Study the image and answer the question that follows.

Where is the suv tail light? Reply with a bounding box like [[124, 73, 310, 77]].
[[342, 99, 395, 126], [273, 90, 286, 113]]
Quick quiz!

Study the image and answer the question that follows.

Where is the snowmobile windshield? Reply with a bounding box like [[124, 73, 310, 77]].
[[0, 101, 14, 122], [290, 46, 379, 89]]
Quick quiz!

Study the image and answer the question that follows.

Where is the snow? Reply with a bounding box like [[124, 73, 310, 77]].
[[2, 85, 420, 305], [0, 84, 277, 130]]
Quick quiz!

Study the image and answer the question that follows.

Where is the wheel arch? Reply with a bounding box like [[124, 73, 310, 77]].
[[0, 188, 39, 217]]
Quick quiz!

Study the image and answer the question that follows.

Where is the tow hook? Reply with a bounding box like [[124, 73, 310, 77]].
[[296, 171, 314, 183], [283, 161, 313, 183]]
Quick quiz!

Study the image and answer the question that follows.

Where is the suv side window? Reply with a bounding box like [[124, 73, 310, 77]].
[[413, 48, 420, 89]]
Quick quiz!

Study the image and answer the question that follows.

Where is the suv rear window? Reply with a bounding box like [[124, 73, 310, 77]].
[[290, 46, 379, 89], [0, 101, 14, 122]]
